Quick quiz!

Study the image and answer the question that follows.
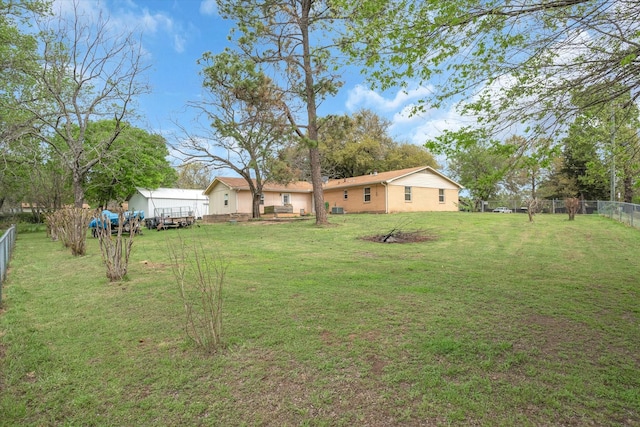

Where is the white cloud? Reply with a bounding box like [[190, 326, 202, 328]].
[[346, 84, 433, 112], [199, 0, 218, 16]]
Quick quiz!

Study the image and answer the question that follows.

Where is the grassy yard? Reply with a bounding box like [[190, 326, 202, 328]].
[[1, 212, 639, 426]]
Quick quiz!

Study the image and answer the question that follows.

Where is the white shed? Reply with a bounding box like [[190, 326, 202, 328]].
[[128, 188, 208, 219]]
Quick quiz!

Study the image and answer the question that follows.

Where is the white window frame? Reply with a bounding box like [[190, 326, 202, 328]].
[[405, 186, 412, 202], [439, 189, 445, 203], [364, 187, 371, 203]]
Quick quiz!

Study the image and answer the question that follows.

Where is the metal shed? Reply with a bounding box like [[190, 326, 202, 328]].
[[127, 188, 208, 219]]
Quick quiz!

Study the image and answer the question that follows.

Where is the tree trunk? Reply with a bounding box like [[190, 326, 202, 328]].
[[300, 0, 327, 225], [252, 193, 261, 219], [309, 146, 326, 224], [623, 173, 633, 203], [73, 170, 85, 208]]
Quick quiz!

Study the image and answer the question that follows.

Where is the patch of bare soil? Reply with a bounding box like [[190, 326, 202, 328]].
[[361, 230, 437, 244], [218, 348, 444, 426], [139, 260, 171, 270]]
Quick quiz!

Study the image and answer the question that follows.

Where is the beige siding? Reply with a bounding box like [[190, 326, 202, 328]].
[[387, 184, 459, 212], [324, 184, 387, 214], [234, 190, 313, 215], [209, 186, 236, 214], [392, 170, 460, 189]]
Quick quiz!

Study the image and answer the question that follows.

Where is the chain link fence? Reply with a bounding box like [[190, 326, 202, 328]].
[[597, 201, 640, 229], [477, 200, 640, 229], [479, 200, 598, 214], [1, 224, 17, 305]]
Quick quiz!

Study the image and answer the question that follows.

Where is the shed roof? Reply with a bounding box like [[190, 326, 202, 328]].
[[134, 187, 207, 200]]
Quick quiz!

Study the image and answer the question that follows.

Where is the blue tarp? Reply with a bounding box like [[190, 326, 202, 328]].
[[89, 210, 145, 229]]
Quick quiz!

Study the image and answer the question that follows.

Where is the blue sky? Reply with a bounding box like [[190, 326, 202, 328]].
[[50, 0, 467, 166]]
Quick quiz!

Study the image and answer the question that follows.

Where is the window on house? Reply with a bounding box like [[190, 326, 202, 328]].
[[344, 190, 348, 200], [439, 189, 445, 203], [364, 187, 371, 202], [224, 193, 229, 206], [405, 186, 412, 202], [259, 194, 264, 205], [282, 193, 290, 205]]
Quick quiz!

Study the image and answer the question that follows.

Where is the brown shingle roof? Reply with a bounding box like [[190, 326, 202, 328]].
[[210, 177, 313, 193], [323, 166, 460, 189]]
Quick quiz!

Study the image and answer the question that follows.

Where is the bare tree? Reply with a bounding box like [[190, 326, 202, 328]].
[[19, 0, 149, 208], [217, 0, 346, 225], [175, 51, 294, 219]]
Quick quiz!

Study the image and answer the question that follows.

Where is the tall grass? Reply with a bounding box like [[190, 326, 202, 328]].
[[0, 212, 638, 426]]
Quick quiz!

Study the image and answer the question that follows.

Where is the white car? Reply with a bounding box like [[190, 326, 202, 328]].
[[492, 207, 512, 213]]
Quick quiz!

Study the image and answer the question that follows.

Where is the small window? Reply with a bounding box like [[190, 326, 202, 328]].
[[405, 186, 412, 202], [259, 194, 264, 205], [364, 187, 371, 202], [343, 190, 348, 200], [282, 193, 290, 205], [224, 193, 229, 206], [439, 189, 445, 203]]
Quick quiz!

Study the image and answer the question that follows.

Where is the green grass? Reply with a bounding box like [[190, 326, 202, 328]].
[[1, 212, 639, 426]]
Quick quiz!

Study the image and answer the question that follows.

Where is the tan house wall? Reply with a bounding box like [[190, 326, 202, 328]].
[[324, 184, 387, 214], [386, 185, 459, 212], [386, 171, 460, 212], [209, 185, 237, 215], [220, 189, 313, 215]]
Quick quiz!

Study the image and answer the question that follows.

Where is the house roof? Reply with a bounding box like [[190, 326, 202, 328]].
[[323, 166, 463, 190], [204, 177, 314, 195], [134, 187, 207, 200]]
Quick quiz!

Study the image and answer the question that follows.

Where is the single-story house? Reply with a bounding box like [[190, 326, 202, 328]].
[[204, 166, 462, 216], [322, 166, 463, 214], [203, 177, 314, 215], [127, 187, 208, 219]]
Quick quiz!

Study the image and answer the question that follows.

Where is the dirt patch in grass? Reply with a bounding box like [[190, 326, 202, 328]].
[[517, 314, 603, 359], [361, 230, 437, 244], [139, 260, 171, 270], [220, 348, 431, 425]]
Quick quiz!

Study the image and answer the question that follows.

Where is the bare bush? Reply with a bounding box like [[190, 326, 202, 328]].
[[46, 208, 92, 256], [565, 198, 580, 221], [168, 236, 226, 354], [525, 198, 543, 222], [95, 210, 137, 281]]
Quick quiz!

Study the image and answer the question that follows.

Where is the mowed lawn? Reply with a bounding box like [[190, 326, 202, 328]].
[[1, 212, 639, 426]]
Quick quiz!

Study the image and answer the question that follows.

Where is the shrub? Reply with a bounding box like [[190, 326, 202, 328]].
[[168, 236, 226, 354], [46, 208, 92, 256], [95, 210, 138, 281]]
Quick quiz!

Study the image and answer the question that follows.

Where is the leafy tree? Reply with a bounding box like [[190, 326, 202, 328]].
[[175, 162, 212, 190], [561, 122, 609, 201], [176, 51, 295, 219], [342, 0, 640, 148], [315, 110, 437, 178], [17, 2, 149, 208], [384, 143, 439, 173], [436, 128, 510, 208], [0, 0, 47, 142], [553, 86, 640, 202], [501, 135, 555, 200], [537, 157, 579, 201], [217, 0, 346, 224], [0, 0, 49, 210], [84, 121, 177, 207]]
